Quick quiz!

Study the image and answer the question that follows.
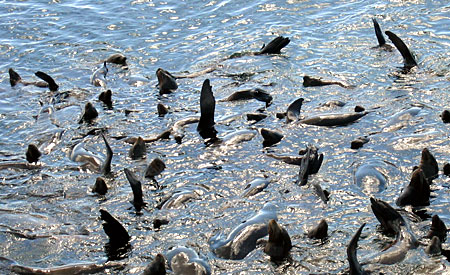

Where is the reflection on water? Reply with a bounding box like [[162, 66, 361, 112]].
[[0, 0, 449, 274]]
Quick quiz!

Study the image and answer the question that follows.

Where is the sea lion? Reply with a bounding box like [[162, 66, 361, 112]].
[[211, 202, 277, 260], [157, 188, 202, 209], [7, 260, 123, 275], [105, 53, 127, 66], [303, 75, 350, 88], [385, 31, 417, 69], [260, 128, 283, 147], [26, 144, 41, 163], [444, 163, 450, 176], [267, 153, 303, 165], [166, 247, 211, 275], [92, 177, 108, 195], [8, 68, 48, 88], [142, 254, 166, 275], [286, 97, 304, 123], [242, 178, 270, 198], [419, 148, 438, 183], [99, 89, 112, 109], [156, 68, 178, 94], [264, 219, 292, 261], [313, 183, 330, 203], [145, 158, 166, 179], [90, 61, 108, 87], [441, 110, 450, 123], [427, 215, 447, 242], [197, 79, 217, 140], [347, 223, 366, 275], [78, 102, 98, 124], [157, 103, 169, 117], [351, 136, 370, 149], [99, 209, 130, 247], [153, 218, 169, 229], [307, 219, 328, 239], [296, 145, 323, 186], [257, 36, 290, 55], [370, 197, 404, 234], [396, 168, 430, 207], [300, 111, 368, 127], [425, 236, 442, 255], [221, 88, 272, 106], [372, 18, 393, 51], [246, 113, 267, 122], [124, 168, 145, 210], [70, 133, 112, 175], [129, 136, 146, 159]]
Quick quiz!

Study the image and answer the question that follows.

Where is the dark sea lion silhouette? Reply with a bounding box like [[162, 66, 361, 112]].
[[307, 219, 328, 239], [26, 144, 41, 163], [129, 136, 146, 160], [385, 31, 417, 68], [260, 128, 283, 147], [157, 103, 169, 117], [78, 102, 98, 124], [396, 168, 430, 207], [142, 254, 166, 275], [370, 197, 404, 234], [300, 112, 368, 126], [221, 88, 272, 106], [419, 148, 438, 183], [92, 177, 107, 195], [105, 53, 127, 66], [264, 219, 292, 261], [427, 215, 447, 242], [98, 89, 112, 109], [257, 36, 290, 55], [156, 68, 178, 94], [35, 71, 59, 91], [425, 236, 442, 255], [197, 79, 217, 140], [9, 68, 48, 88], [286, 97, 304, 123], [303, 75, 350, 88], [99, 209, 130, 247]]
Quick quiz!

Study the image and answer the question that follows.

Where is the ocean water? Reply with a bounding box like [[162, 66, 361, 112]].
[[0, 0, 449, 274]]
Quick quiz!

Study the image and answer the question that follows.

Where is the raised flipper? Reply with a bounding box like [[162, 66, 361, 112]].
[[197, 79, 217, 139], [35, 71, 59, 91], [124, 168, 145, 209], [385, 31, 417, 68], [101, 133, 113, 175], [257, 36, 290, 55], [99, 209, 130, 247], [286, 98, 304, 123], [372, 18, 386, 46], [8, 68, 22, 87], [347, 223, 366, 275]]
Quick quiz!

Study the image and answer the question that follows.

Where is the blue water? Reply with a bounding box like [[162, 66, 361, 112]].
[[0, 0, 449, 274]]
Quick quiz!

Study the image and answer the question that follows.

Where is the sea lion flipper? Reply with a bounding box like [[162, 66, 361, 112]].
[[99, 209, 130, 246], [286, 97, 304, 123], [101, 133, 113, 175], [372, 18, 386, 46], [35, 71, 59, 91], [9, 68, 22, 87], [124, 168, 144, 208], [347, 223, 365, 275], [197, 79, 217, 139], [258, 36, 290, 55], [385, 31, 417, 67]]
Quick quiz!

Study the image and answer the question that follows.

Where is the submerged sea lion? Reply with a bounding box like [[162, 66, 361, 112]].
[[419, 148, 438, 183], [78, 102, 98, 124], [99, 89, 112, 109], [427, 215, 447, 242], [156, 68, 178, 94], [8, 68, 49, 88], [26, 144, 41, 164], [242, 178, 270, 198], [221, 88, 272, 106], [385, 31, 417, 69], [129, 136, 146, 160], [70, 133, 113, 175], [197, 79, 217, 140], [257, 36, 290, 55], [396, 168, 430, 207], [264, 219, 292, 261], [142, 254, 166, 275], [300, 112, 368, 127], [166, 247, 211, 275], [307, 219, 328, 239], [372, 18, 393, 51], [105, 53, 127, 66], [91, 61, 108, 87], [303, 75, 350, 88], [260, 128, 283, 147]]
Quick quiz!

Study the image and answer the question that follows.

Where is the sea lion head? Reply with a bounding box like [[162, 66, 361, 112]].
[[156, 68, 178, 94]]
